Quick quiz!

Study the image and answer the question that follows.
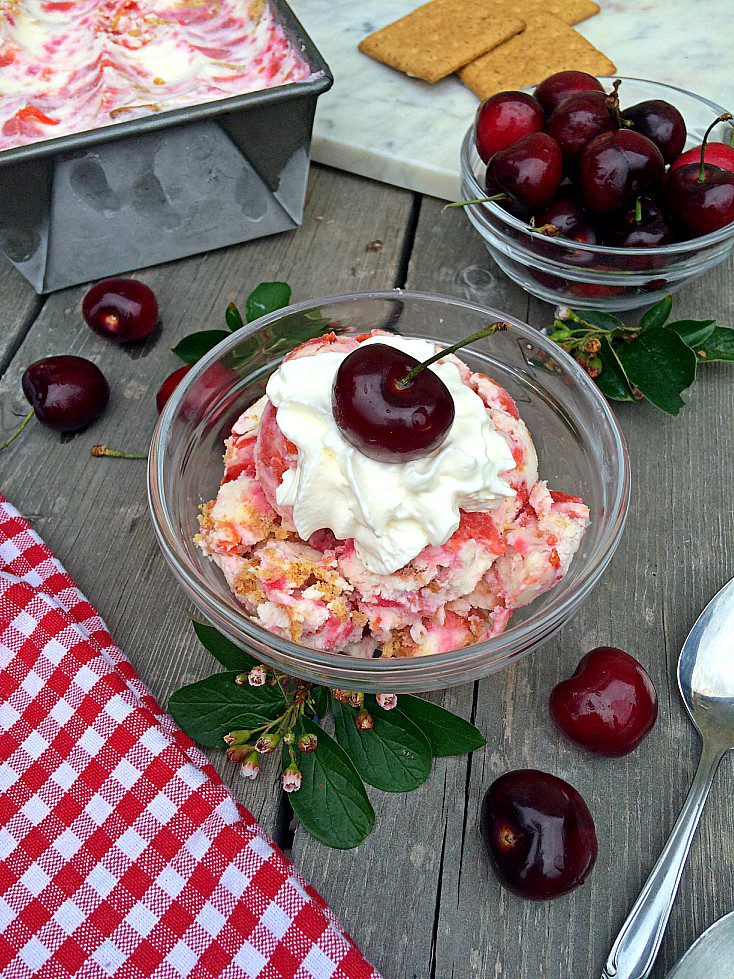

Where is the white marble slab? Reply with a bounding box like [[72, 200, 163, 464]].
[[290, 0, 734, 201]]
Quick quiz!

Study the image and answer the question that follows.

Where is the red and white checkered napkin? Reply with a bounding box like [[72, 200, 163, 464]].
[[0, 496, 379, 979]]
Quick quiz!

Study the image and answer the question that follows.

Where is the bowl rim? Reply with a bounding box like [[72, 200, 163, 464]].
[[461, 75, 734, 258], [148, 289, 631, 682]]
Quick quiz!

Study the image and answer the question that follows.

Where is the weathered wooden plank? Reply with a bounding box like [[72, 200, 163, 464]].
[[0, 261, 44, 374], [0, 165, 414, 836], [448, 258, 734, 979], [293, 194, 734, 979], [291, 199, 531, 979]]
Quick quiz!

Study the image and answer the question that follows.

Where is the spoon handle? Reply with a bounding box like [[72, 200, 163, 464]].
[[602, 741, 725, 979]]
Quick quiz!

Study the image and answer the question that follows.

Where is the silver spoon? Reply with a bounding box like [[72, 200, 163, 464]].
[[602, 577, 734, 979], [667, 910, 734, 977]]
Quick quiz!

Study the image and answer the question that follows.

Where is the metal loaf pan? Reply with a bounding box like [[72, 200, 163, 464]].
[[0, 1, 332, 292]]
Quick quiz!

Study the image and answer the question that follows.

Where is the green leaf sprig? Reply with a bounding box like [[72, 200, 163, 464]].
[[548, 296, 733, 415], [169, 618, 486, 849], [171, 281, 292, 365]]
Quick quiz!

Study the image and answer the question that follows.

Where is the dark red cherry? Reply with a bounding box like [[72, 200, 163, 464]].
[[663, 114, 734, 238], [550, 646, 658, 756], [489, 132, 563, 210], [579, 130, 665, 214], [536, 197, 599, 243], [534, 70, 604, 118], [83, 277, 159, 343], [622, 99, 686, 164], [156, 365, 191, 413], [474, 91, 544, 163], [607, 197, 673, 247], [483, 167, 532, 220], [534, 198, 599, 267], [547, 90, 616, 160], [664, 162, 734, 238], [481, 770, 597, 900], [484, 168, 533, 220], [332, 343, 455, 462], [22, 356, 110, 432], [670, 141, 734, 173]]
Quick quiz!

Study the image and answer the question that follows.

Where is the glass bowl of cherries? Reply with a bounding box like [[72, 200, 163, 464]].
[[459, 73, 734, 310], [149, 290, 629, 692]]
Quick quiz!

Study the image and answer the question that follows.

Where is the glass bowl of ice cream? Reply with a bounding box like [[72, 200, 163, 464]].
[[148, 291, 630, 692]]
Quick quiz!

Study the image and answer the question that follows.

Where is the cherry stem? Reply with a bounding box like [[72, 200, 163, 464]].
[[605, 79, 628, 128], [91, 444, 147, 459], [442, 193, 507, 211], [699, 112, 734, 182], [0, 408, 33, 451], [396, 322, 511, 389], [634, 197, 642, 225]]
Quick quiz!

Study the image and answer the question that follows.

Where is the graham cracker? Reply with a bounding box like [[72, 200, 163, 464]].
[[358, 0, 525, 84], [544, 0, 601, 25], [459, 13, 615, 100]]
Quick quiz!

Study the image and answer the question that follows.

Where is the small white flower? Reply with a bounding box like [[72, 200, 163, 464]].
[[240, 753, 260, 780], [255, 734, 280, 754], [376, 693, 398, 711], [555, 305, 572, 321], [282, 765, 302, 793], [248, 666, 266, 687]]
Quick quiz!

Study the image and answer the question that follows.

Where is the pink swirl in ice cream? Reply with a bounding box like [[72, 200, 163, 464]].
[[0, 0, 313, 150]]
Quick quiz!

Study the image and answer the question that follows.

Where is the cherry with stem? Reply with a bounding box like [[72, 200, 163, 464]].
[[332, 322, 510, 463], [664, 112, 734, 237], [695, 113, 733, 182], [1, 355, 111, 452]]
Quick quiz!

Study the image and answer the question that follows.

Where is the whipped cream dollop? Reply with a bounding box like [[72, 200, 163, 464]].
[[265, 336, 516, 575]]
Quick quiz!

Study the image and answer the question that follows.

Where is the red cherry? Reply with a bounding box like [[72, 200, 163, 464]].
[[622, 99, 686, 164], [489, 132, 563, 210], [83, 277, 159, 343], [156, 366, 191, 413], [550, 646, 658, 757], [670, 141, 734, 173], [474, 91, 544, 163], [546, 90, 616, 159], [481, 770, 597, 900], [22, 356, 109, 432], [579, 130, 665, 214], [663, 114, 734, 238], [534, 70, 604, 118], [536, 197, 599, 243], [484, 167, 533, 220], [607, 197, 673, 248], [664, 162, 734, 238], [534, 197, 600, 268], [332, 343, 454, 463]]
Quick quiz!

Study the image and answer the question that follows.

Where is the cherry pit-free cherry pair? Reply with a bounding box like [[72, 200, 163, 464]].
[[16, 278, 187, 439], [482, 646, 658, 901]]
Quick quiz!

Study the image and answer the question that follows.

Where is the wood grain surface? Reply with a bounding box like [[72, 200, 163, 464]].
[[1, 170, 732, 979]]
